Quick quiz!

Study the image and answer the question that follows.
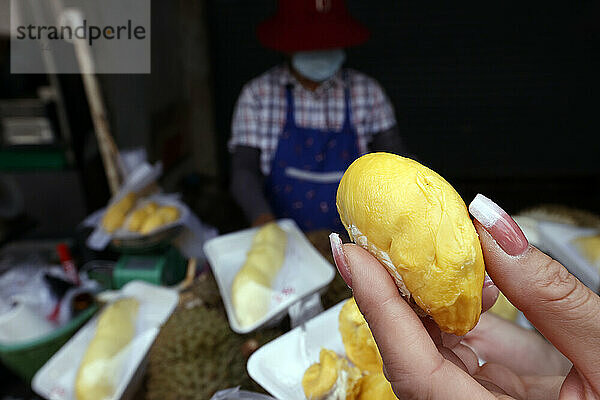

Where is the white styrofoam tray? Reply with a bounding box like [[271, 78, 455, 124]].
[[248, 300, 347, 399], [203, 219, 336, 334], [32, 281, 179, 400], [538, 221, 600, 291]]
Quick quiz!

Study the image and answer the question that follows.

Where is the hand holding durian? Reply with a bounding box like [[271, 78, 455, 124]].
[[329, 153, 600, 399]]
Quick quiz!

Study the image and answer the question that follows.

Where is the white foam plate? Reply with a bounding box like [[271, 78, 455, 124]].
[[538, 221, 600, 291], [203, 219, 336, 334], [248, 300, 347, 399], [32, 281, 179, 400]]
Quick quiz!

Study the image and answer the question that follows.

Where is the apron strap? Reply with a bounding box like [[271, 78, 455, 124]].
[[285, 83, 296, 128]]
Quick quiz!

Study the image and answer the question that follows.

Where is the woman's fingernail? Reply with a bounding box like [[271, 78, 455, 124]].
[[329, 233, 352, 288], [469, 194, 529, 256]]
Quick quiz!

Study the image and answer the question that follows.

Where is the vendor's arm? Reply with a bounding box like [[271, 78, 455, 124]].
[[230, 145, 274, 226], [229, 82, 275, 226]]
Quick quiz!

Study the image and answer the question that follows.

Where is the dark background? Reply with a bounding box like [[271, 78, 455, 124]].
[[208, 0, 600, 215]]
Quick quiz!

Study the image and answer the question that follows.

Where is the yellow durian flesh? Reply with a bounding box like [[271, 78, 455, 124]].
[[302, 349, 339, 399], [157, 205, 180, 223], [336, 153, 484, 336], [138, 205, 180, 235], [358, 373, 396, 400], [139, 213, 164, 235], [302, 349, 362, 400], [127, 202, 158, 232], [101, 192, 137, 233], [339, 298, 382, 373], [75, 298, 139, 400], [231, 222, 287, 328]]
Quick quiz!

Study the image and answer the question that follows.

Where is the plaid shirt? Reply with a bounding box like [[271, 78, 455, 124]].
[[229, 64, 397, 175]]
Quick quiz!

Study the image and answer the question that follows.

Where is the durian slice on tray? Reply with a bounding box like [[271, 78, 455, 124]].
[[75, 298, 139, 400], [231, 222, 288, 328], [302, 348, 362, 400], [101, 192, 138, 233], [336, 153, 485, 335], [338, 298, 381, 373]]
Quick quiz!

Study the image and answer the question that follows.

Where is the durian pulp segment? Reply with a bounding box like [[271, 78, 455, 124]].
[[75, 298, 139, 400], [338, 298, 382, 373], [127, 202, 161, 232], [336, 153, 485, 336], [357, 372, 396, 400], [347, 225, 409, 296], [101, 192, 137, 233], [231, 223, 287, 328], [301, 349, 361, 400], [139, 205, 181, 235]]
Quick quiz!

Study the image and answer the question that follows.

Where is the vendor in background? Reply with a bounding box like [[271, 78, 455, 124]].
[[229, 0, 409, 231]]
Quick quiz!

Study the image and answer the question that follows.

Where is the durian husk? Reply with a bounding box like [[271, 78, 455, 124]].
[[144, 273, 283, 400]]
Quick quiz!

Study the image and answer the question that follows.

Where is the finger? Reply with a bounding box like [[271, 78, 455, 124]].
[[463, 313, 571, 376], [520, 375, 565, 400], [475, 363, 527, 399], [469, 194, 600, 382], [451, 343, 481, 375], [343, 244, 494, 400], [475, 363, 564, 400], [438, 345, 469, 373], [482, 279, 500, 312]]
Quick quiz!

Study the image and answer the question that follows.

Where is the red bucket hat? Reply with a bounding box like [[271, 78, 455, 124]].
[[257, 0, 370, 52]]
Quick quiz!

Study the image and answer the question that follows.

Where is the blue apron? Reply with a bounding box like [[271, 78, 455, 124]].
[[265, 77, 360, 231]]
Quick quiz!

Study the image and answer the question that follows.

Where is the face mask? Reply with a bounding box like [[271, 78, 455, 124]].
[[291, 49, 346, 82]]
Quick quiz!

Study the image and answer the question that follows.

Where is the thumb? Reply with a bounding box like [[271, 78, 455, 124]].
[[469, 194, 600, 383]]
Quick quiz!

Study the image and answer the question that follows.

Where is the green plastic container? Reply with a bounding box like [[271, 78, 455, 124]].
[[0, 305, 98, 382], [113, 246, 187, 289]]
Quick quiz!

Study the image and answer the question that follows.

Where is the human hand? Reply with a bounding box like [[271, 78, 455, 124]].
[[463, 312, 571, 377], [330, 194, 600, 399], [252, 212, 276, 227]]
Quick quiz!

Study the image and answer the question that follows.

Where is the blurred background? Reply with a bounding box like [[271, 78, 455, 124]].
[[1, 0, 599, 241], [0, 0, 599, 399]]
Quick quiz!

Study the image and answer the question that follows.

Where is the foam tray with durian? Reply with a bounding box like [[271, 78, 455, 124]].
[[301, 298, 397, 400], [247, 298, 397, 400], [204, 219, 336, 334], [108, 193, 186, 239], [85, 163, 190, 251], [32, 281, 178, 400]]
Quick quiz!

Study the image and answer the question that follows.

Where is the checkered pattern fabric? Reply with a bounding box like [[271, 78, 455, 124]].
[[229, 64, 396, 175]]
